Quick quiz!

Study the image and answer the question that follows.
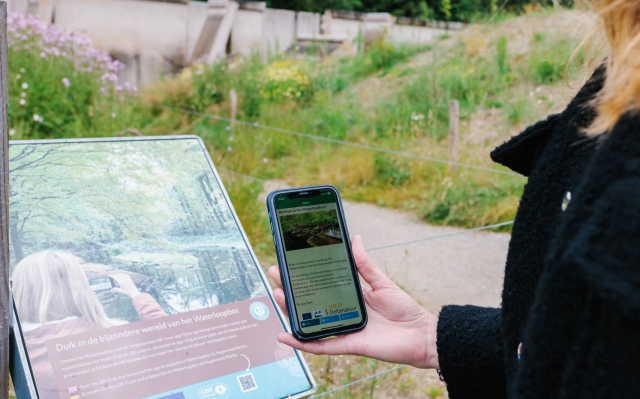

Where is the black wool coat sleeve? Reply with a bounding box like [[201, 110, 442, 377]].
[[435, 66, 606, 399], [511, 113, 640, 398]]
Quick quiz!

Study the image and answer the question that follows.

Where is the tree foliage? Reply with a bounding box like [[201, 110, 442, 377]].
[[9, 140, 267, 322], [266, 0, 575, 22]]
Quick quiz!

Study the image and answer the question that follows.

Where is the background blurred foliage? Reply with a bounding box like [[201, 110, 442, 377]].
[[266, 0, 576, 22]]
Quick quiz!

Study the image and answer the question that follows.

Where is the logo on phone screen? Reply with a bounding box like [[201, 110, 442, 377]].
[[313, 310, 324, 318], [302, 313, 312, 320]]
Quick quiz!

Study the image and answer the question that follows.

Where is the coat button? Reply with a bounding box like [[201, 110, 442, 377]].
[[562, 191, 571, 211], [517, 342, 523, 360]]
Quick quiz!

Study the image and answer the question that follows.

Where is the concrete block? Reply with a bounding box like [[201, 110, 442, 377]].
[[237, 1, 265, 11], [204, 0, 237, 62], [187, 1, 210, 61], [139, 51, 162, 87], [7, 0, 29, 14], [54, 0, 188, 65], [263, 8, 295, 54], [296, 11, 320, 38], [37, 0, 54, 23], [118, 55, 139, 87], [231, 6, 265, 56]]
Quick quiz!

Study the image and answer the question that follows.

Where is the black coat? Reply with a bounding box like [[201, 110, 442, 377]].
[[435, 66, 640, 398]]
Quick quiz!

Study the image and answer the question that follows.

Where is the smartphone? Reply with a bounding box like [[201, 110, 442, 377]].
[[267, 185, 367, 341], [89, 277, 116, 292]]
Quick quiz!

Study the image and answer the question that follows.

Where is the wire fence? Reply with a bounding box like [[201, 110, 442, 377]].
[[147, 103, 522, 177], [309, 365, 408, 398], [173, 104, 516, 397]]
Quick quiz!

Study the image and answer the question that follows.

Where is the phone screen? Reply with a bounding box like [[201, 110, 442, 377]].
[[89, 277, 112, 292], [274, 188, 363, 334]]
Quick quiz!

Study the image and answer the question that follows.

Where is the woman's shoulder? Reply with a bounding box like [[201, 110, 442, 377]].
[[490, 65, 607, 177]]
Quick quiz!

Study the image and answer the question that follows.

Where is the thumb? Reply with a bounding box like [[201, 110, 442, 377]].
[[351, 235, 392, 291]]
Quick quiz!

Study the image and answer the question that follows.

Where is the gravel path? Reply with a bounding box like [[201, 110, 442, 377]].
[[343, 201, 509, 313], [262, 181, 510, 313]]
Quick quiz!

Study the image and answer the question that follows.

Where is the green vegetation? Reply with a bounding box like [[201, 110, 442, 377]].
[[266, 0, 575, 22], [7, 9, 595, 257], [280, 210, 338, 234]]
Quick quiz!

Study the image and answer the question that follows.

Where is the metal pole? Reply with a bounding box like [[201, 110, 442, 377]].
[[0, 2, 11, 399], [448, 99, 459, 170]]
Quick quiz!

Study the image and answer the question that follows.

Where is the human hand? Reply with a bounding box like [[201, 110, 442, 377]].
[[109, 274, 142, 298], [269, 235, 439, 369]]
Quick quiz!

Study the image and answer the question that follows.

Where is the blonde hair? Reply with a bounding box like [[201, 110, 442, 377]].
[[12, 251, 117, 328], [585, 0, 640, 134]]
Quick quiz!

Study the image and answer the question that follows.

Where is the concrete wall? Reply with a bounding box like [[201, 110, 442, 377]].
[[263, 8, 295, 54], [55, 0, 188, 65], [389, 24, 441, 43], [296, 11, 320, 38], [231, 2, 265, 56], [187, 1, 209, 61]]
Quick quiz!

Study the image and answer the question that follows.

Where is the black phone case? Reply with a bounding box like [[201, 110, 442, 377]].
[[266, 184, 368, 341]]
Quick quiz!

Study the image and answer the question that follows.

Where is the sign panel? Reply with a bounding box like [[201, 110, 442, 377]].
[[8, 137, 315, 399]]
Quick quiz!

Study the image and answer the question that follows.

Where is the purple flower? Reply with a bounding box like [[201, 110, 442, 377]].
[[62, 77, 70, 87]]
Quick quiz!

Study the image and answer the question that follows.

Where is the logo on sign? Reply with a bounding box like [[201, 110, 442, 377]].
[[198, 383, 229, 399], [249, 302, 269, 321]]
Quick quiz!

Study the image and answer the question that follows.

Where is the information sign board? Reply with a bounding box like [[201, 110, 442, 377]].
[[7, 137, 316, 399]]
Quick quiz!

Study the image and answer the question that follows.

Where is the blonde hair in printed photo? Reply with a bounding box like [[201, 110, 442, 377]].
[[580, 0, 640, 134], [12, 251, 119, 328]]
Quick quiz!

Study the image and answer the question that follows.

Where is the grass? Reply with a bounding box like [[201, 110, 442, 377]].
[[6, 8, 599, 398]]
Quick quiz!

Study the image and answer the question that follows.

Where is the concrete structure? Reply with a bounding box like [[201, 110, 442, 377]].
[[11, 0, 462, 87]]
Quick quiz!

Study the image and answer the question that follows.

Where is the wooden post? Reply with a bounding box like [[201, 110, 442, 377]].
[[448, 100, 459, 170], [229, 89, 237, 126], [0, 2, 11, 398]]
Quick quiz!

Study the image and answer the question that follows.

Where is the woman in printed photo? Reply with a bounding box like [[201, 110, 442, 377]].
[[12, 250, 167, 399]]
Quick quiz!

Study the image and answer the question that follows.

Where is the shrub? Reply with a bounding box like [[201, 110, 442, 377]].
[[373, 153, 412, 187], [496, 35, 509, 75], [6, 13, 137, 139], [259, 60, 310, 101]]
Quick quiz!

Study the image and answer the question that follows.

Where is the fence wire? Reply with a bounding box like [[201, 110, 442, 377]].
[[146, 102, 522, 177], [309, 365, 408, 398]]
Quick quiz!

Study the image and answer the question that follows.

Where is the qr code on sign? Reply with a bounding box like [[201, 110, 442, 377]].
[[237, 372, 258, 393]]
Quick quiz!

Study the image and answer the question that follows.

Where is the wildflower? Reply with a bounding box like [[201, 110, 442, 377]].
[[100, 87, 106, 94], [9, 129, 15, 136], [62, 77, 70, 87], [21, 82, 28, 89], [111, 112, 116, 118], [19, 99, 26, 105], [20, 68, 25, 73], [226, 126, 231, 131], [262, 158, 269, 163], [16, 74, 21, 80], [33, 114, 43, 122], [227, 146, 232, 152], [229, 136, 234, 141], [20, 92, 26, 98], [40, 52, 47, 59]]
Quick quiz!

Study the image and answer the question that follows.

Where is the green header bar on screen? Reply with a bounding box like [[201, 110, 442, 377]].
[[274, 190, 336, 210]]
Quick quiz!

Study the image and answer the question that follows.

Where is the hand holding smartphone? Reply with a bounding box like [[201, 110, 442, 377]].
[[267, 185, 368, 341]]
